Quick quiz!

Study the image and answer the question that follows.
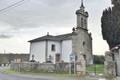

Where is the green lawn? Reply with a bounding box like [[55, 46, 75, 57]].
[[87, 64, 104, 74], [0, 69, 16, 74]]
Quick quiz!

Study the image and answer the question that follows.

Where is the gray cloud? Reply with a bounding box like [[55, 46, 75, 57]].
[[0, 34, 12, 39], [0, 0, 79, 29], [0, 0, 111, 36]]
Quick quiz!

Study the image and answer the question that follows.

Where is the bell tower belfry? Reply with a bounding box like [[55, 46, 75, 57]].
[[76, 0, 88, 31]]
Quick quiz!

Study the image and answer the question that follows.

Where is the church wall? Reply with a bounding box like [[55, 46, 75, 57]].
[[61, 40, 72, 62], [30, 41, 46, 63], [30, 41, 62, 63], [72, 29, 93, 64], [47, 41, 61, 63], [83, 31, 93, 64]]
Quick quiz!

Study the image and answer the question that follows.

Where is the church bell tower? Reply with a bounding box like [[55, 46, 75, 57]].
[[111, 0, 120, 6], [76, 0, 88, 31], [72, 0, 93, 65]]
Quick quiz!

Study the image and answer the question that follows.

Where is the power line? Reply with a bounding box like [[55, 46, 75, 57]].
[[0, 0, 25, 12]]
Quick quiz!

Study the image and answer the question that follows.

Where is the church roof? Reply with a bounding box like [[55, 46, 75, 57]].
[[28, 33, 73, 42]]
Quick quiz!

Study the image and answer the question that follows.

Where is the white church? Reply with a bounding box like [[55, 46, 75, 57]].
[[29, 1, 93, 64]]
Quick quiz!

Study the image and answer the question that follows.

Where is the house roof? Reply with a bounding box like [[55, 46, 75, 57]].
[[28, 33, 74, 42]]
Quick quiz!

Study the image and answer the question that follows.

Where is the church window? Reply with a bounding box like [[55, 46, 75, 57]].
[[75, 55, 78, 61], [81, 18, 84, 27], [83, 55, 86, 61], [83, 41, 85, 46], [51, 44, 55, 51], [84, 19, 87, 25]]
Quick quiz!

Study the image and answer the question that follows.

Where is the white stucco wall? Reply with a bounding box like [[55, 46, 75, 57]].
[[30, 41, 46, 63], [61, 40, 72, 62], [47, 41, 61, 63], [30, 40, 72, 63]]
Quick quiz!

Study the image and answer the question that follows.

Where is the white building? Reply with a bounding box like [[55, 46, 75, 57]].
[[29, 1, 93, 64]]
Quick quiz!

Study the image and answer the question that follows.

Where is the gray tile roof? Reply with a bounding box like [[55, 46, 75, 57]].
[[28, 33, 74, 42]]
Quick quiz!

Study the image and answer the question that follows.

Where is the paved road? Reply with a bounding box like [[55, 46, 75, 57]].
[[0, 73, 78, 80], [0, 73, 48, 80], [0, 67, 77, 80], [0, 71, 108, 80]]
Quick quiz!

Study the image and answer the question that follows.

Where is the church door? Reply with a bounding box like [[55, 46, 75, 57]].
[[55, 54, 61, 63]]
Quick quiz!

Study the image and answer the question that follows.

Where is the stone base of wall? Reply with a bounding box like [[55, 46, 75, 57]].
[[10, 62, 69, 73]]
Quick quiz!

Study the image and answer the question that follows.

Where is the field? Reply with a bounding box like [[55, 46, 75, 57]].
[[87, 64, 104, 74]]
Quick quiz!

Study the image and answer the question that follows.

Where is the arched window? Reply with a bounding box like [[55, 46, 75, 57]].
[[81, 18, 83, 27], [83, 41, 85, 46], [84, 19, 87, 26]]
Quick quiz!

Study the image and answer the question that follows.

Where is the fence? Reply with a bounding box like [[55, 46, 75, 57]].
[[10, 62, 69, 73], [10, 62, 104, 75]]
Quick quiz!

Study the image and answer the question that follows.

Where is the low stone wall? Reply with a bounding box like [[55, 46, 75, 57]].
[[10, 62, 69, 72]]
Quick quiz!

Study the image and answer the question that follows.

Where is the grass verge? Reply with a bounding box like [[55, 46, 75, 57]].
[[87, 64, 104, 74], [0, 69, 16, 74]]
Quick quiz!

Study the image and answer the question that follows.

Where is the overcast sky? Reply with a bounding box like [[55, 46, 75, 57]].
[[0, 0, 111, 55]]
